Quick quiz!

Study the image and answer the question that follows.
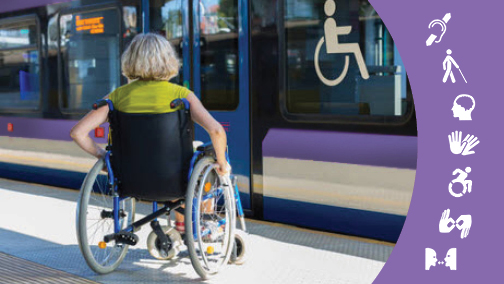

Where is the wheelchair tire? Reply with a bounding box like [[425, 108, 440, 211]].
[[76, 159, 136, 274], [146, 225, 183, 260], [185, 156, 236, 279], [229, 229, 248, 265]]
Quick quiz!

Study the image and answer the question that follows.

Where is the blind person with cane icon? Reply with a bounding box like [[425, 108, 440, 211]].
[[443, 49, 467, 83]]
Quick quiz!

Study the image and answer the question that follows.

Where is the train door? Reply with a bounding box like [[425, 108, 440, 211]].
[[191, 0, 251, 211]]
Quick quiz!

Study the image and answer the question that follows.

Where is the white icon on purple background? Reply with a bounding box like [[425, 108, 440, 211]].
[[444, 248, 457, 270], [443, 49, 467, 84], [426, 13, 451, 46], [425, 248, 457, 271], [439, 209, 456, 233], [452, 94, 475, 121], [449, 167, 472, 198], [439, 209, 472, 239], [425, 248, 438, 270], [448, 131, 479, 156]]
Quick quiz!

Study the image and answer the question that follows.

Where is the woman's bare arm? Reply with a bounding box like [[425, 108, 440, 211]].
[[186, 93, 229, 175], [70, 96, 110, 159]]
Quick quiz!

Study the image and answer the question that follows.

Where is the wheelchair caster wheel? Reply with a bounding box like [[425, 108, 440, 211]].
[[147, 226, 183, 260], [229, 229, 248, 265]]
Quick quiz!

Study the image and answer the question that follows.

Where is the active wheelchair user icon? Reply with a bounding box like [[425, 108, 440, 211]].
[[448, 167, 472, 198], [314, 0, 369, 87]]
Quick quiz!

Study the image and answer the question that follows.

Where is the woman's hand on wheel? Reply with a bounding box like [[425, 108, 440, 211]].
[[216, 161, 231, 176], [98, 148, 109, 172]]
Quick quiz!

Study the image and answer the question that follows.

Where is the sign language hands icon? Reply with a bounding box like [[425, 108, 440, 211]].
[[448, 131, 480, 155], [439, 209, 456, 233], [456, 215, 472, 239], [438, 209, 472, 239], [448, 131, 466, 155], [461, 135, 479, 156]]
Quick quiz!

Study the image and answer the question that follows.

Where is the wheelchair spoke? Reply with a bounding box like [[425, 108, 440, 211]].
[[86, 219, 102, 232], [196, 165, 234, 272], [89, 221, 106, 255], [185, 156, 237, 279]]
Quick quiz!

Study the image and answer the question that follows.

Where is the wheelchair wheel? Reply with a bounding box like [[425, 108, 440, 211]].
[[147, 225, 183, 260], [185, 157, 236, 279], [76, 159, 136, 274], [314, 37, 350, 87], [229, 229, 248, 265]]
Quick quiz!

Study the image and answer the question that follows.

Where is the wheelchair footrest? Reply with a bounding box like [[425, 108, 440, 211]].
[[104, 232, 139, 246]]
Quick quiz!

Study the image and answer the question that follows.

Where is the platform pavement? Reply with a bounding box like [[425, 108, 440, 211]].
[[0, 178, 393, 284]]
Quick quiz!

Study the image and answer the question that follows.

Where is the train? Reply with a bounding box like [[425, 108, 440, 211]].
[[0, 0, 416, 242]]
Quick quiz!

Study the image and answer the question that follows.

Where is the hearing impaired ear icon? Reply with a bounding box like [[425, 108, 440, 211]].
[[426, 13, 451, 46]]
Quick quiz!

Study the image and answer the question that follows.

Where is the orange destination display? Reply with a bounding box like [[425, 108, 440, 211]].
[[75, 15, 104, 34]]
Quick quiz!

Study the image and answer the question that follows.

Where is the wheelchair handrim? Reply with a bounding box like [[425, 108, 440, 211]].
[[195, 165, 235, 273], [76, 159, 134, 273]]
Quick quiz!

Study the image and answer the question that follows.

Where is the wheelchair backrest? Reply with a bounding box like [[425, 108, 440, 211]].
[[109, 109, 193, 201]]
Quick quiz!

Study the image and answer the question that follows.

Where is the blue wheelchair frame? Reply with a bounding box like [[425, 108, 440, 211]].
[[93, 98, 246, 239]]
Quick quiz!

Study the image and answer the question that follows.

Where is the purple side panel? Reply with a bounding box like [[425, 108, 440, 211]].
[[0, 0, 73, 13], [263, 128, 417, 169], [0, 116, 108, 144]]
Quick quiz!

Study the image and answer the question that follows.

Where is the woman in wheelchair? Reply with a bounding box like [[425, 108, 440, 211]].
[[69, 33, 246, 278], [70, 33, 229, 180]]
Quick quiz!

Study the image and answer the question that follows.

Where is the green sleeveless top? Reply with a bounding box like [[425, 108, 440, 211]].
[[109, 80, 191, 113]]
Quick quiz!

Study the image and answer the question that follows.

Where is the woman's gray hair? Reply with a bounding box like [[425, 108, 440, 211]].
[[121, 33, 180, 81]]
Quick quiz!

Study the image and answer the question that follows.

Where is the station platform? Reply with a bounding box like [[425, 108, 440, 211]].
[[0, 178, 393, 284]]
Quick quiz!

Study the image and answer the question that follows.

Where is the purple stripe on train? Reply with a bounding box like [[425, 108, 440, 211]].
[[0, 0, 72, 14], [263, 128, 417, 169], [0, 116, 108, 144]]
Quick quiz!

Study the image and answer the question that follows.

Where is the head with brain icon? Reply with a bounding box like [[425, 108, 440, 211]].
[[452, 94, 475, 121]]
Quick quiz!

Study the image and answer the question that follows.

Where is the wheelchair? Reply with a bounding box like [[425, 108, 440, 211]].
[[75, 98, 247, 279], [314, 37, 350, 86]]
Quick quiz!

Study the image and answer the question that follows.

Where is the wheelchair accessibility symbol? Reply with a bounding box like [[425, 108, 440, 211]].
[[449, 167, 472, 198], [314, 0, 369, 87]]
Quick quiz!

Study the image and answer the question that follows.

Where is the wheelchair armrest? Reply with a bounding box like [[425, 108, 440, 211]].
[[93, 99, 114, 111], [196, 143, 214, 152], [197, 142, 217, 159], [336, 26, 352, 35], [170, 98, 190, 110]]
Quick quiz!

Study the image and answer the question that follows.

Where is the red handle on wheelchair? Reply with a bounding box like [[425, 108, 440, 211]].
[[92, 99, 114, 111]]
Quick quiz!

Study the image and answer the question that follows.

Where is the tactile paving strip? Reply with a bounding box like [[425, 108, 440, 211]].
[[0, 252, 99, 284], [245, 219, 393, 262], [0, 178, 391, 284]]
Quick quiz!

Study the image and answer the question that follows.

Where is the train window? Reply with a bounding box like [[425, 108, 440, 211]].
[[0, 16, 41, 110], [283, 0, 411, 122], [122, 6, 139, 47], [58, 7, 121, 112], [198, 0, 239, 111], [150, 0, 184, 85]]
